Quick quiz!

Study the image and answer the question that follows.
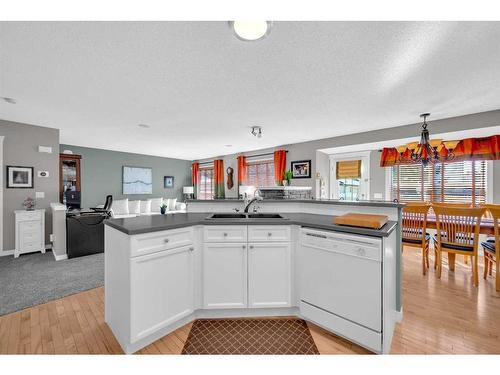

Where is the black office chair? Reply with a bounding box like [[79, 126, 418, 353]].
[[90, 195, 113, 214]]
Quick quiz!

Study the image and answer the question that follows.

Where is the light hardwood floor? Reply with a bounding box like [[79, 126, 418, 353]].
[[0, 248, 499, 354]]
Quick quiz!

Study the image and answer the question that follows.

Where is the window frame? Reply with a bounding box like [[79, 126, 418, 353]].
[[387, 160, 491, 205], [198, 166, 214, 200], [245, 157, 275, 188], [329, 151, 371, 200]]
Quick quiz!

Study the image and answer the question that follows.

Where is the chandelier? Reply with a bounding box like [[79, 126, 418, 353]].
[[396, 113, 460, 166]]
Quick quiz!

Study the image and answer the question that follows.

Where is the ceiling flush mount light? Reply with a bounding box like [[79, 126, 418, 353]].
[[229, 21, 272, 41], [395, 113, 459, 166], [251, 126, 263, 138], [1, 97, 17, 104]]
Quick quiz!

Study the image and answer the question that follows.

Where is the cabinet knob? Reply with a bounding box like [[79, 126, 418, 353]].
[[249, 245, 254, 249], [267, 232, 272, 236], [242, 245, 246, 249], [223, 232, 228, 237], [164, 238, 170, 243], [189, 247, 194, 251], [357, 248, 366, 256]]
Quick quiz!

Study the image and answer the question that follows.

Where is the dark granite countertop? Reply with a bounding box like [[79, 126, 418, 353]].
[[186, 198, 404, 208], [105, 212, 398, 237]]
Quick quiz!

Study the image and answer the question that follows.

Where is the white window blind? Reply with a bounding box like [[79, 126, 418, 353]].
[[391, 160, 487, 205], [199, 167, 214, 200], [247, 159, 275, 188]]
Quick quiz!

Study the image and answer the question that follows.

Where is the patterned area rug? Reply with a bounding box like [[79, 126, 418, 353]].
[[181, 318, 319, 355]]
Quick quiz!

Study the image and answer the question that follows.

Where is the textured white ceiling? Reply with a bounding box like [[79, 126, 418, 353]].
[[1, 21, 500, 160]]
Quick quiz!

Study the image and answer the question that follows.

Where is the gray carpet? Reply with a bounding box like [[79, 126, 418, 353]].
[[0, 251, 103, 316]]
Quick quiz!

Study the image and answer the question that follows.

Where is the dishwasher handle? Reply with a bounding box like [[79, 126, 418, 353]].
[[305, 232, 327, 239]]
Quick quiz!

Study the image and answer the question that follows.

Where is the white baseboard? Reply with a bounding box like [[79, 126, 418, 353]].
[[395, 308, 404, 322], [0, 249, 15, 256], [53, 253, 68, 261]]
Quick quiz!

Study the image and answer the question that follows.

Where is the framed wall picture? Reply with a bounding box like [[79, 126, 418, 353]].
[[7, 166, 34, 188], [122, 166, 152, 194], [290, 160, 311, 179], [164, 176, 174, 188]]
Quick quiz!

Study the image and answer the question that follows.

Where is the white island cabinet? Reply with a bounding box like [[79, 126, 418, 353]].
[[105, 217, 399, 354], [203, 242, 248, 309], [105, 226, 196, 353]]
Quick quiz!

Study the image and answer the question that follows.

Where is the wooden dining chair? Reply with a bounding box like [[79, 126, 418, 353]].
[[433, 204, 486, 286], [402, 203, 431, 275], [482, 204, 500, 291], [432, 203, 474, 264]]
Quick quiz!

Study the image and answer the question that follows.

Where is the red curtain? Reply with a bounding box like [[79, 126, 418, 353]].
[[237, 155, 247, 185], [453, 135, 500, 160], [380, 135, 500, 167], [274, 150, 287, 184], [213, 159, 225, 199], [191, 162, 199, 198]]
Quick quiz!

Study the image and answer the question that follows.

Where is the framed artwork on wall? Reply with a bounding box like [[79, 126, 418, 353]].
[[122, 166, 152, 194], [164, 176, 174, 188], [7, 166, 34, 188], [290, 160, 311, 179]]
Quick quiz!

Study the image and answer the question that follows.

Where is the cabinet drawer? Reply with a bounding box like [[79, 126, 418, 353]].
[[20, 229, 42, 243], [20, 220, 41, 232], [16, 211, 43, 222], [19, 241, 43, 253], [130, 227, 194, 257], [203, 226, 247, 243], [248, 226, 291, 242]]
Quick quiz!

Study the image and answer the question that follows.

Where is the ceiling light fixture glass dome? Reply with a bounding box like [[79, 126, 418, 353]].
[[229, 21, 272, 41]]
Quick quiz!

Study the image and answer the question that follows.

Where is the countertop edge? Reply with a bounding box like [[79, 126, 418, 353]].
[[186, 199, 405, 208], [105, 216, 398, 238]]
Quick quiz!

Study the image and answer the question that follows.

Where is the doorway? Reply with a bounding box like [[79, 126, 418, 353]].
[[329, 151, 371, 201]]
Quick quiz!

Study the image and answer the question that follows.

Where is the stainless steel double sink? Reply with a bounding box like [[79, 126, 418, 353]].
[[205, 213, 287, 220]]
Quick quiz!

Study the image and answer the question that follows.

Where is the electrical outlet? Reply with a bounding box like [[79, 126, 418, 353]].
[[35, 191, 45, 199]]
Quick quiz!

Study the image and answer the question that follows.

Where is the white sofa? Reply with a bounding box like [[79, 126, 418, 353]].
[[110, 198, 186, 219]]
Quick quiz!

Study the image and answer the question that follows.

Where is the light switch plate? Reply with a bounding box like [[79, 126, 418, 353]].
[[35, 191, 45, 199], [38, 146, 53, 153]]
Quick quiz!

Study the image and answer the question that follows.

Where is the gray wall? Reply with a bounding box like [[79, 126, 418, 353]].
[[0, 120, 59, 252], [60, 144, 192, 208], [198, 109, 500, 201]]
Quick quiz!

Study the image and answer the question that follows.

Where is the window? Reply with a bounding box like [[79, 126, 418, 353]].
[[247, 159, 275, 188], [338, 178, 360, 201], [199, 167, 214, 200], [391, 160, 487, 205], [336, 160, 362, 201]]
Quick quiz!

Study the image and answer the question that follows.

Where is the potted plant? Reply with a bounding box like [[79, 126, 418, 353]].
[[283, 170, 293, 186], [160, 203, 168, 215]]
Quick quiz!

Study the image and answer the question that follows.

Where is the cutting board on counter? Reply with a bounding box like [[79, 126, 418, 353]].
[[333, 213, 388, 229]]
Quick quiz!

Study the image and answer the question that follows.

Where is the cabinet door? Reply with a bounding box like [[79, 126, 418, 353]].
[[130, 245, 194, 343], [248, 242, 291, 308], [203, 242, 247, 309]]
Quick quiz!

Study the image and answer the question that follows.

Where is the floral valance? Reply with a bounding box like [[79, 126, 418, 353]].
[[380, 135, 500, 167]]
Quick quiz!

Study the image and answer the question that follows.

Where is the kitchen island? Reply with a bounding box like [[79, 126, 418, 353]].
[[105, 199, 402, 354]]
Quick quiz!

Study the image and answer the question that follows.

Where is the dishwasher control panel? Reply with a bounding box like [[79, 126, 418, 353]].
[[300, 228, 382, 262]]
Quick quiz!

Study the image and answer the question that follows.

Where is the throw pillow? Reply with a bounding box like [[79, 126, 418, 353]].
[[140, 199, 152, 214], [112, 199, 129, 216], [150, 197, 163, 213], [129, 200, 141, 215]]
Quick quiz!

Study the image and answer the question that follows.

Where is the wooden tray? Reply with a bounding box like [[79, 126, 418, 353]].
[[334, 213, 388, 229]]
